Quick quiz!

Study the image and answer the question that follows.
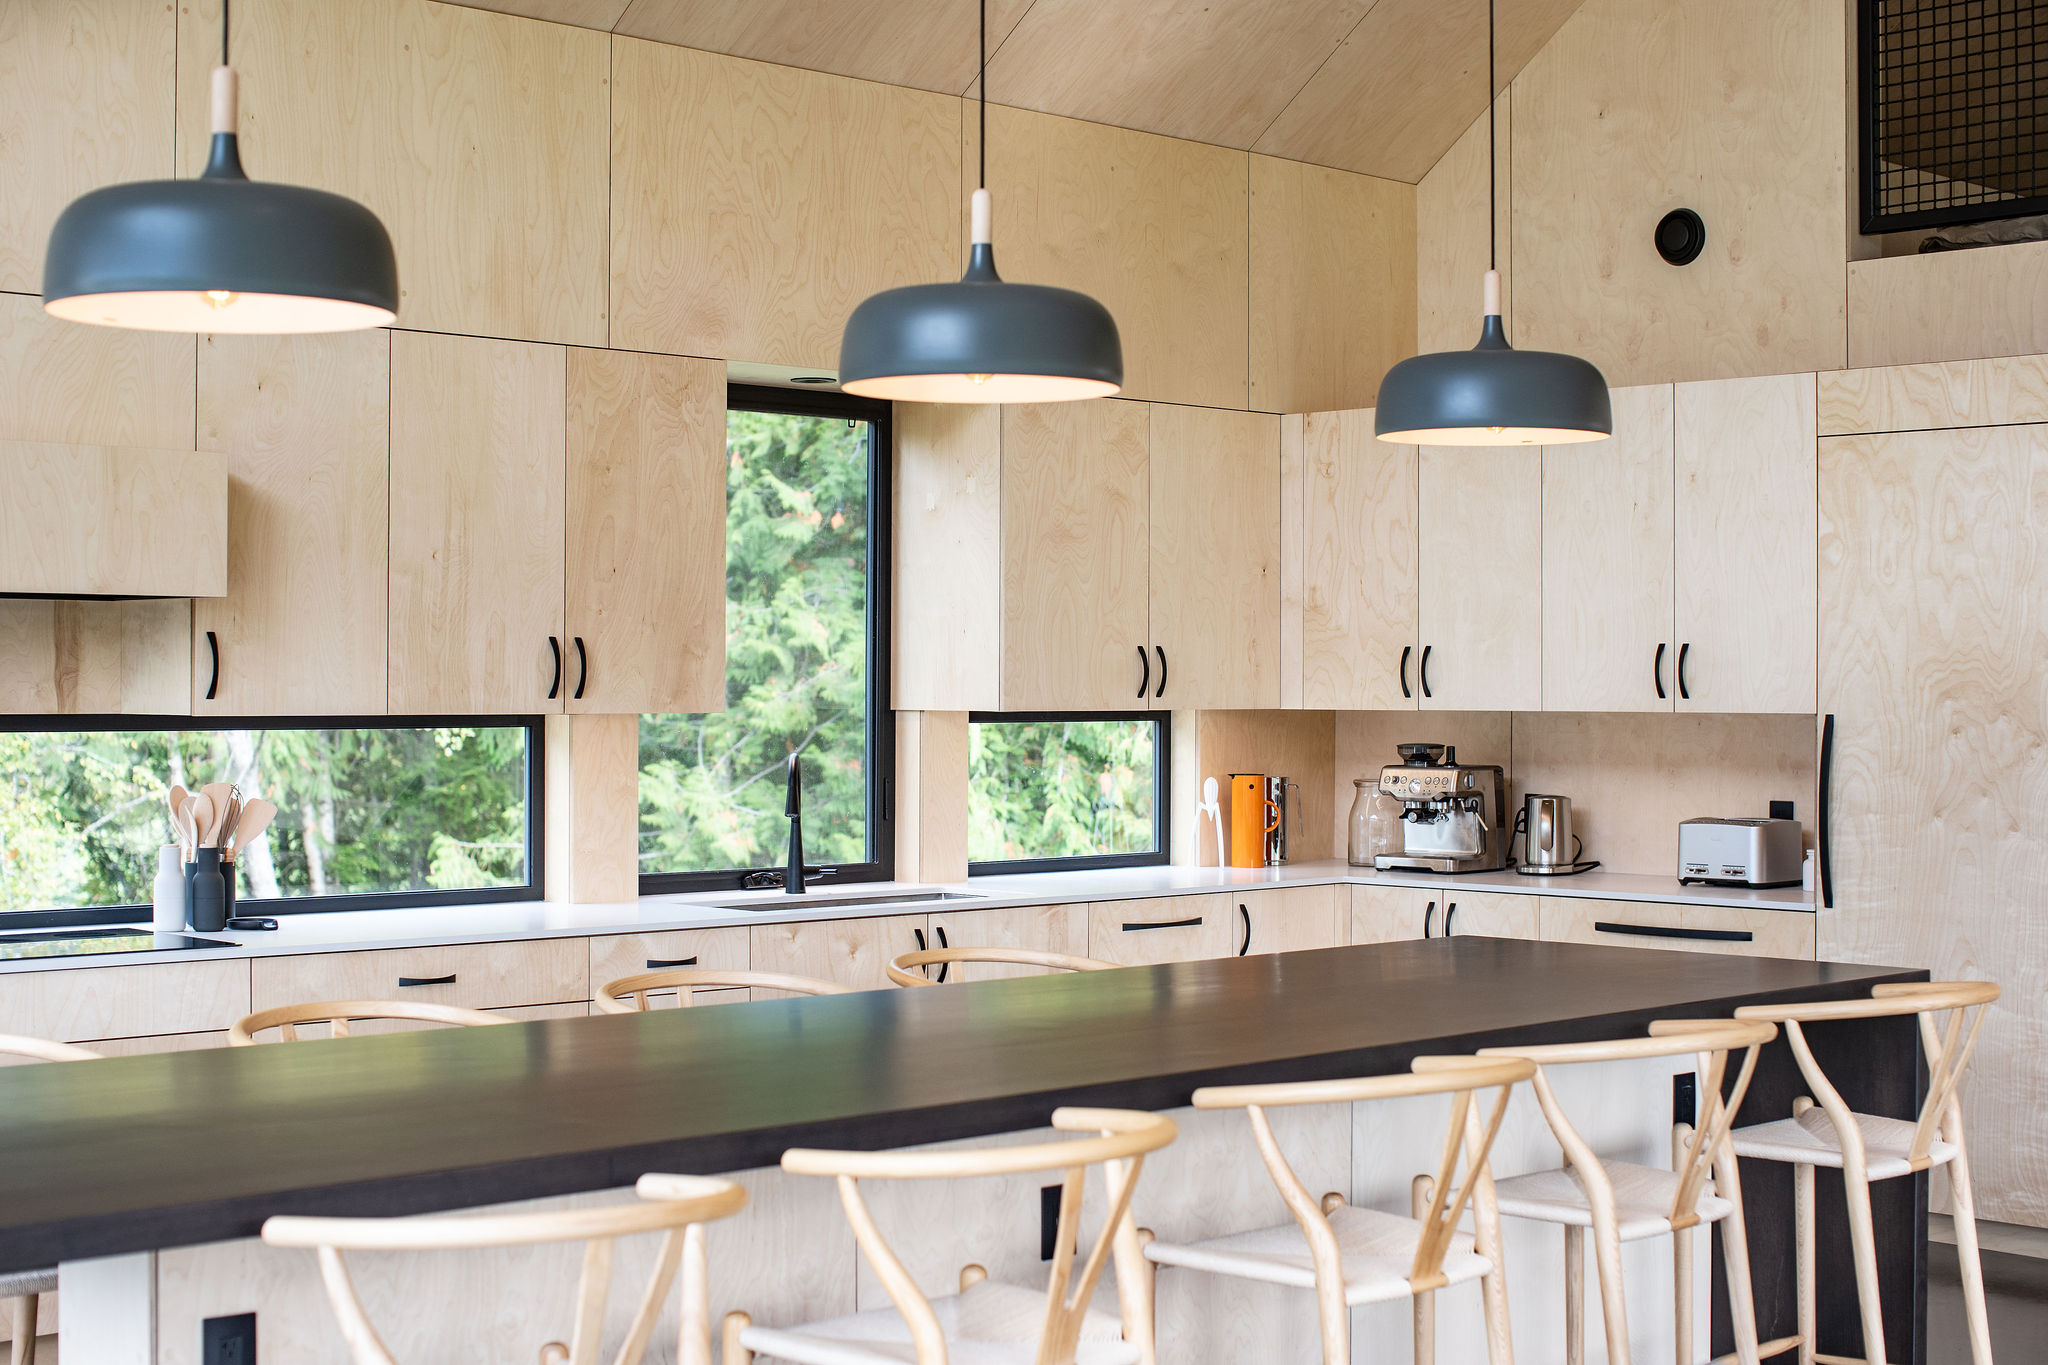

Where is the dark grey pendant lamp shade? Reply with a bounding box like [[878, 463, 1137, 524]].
[[838, 0, 1121, 402], [43, 6, 396, 334]]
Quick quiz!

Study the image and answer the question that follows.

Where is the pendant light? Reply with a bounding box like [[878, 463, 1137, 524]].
[[42, 1, 397, 333], [838, 0, 1121, 402], [1375, 0, 1609, 445]]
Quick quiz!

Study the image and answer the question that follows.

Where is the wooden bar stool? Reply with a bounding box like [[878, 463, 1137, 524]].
[[262, 1174, 746, 1365], [0, 1036, 100, 1365], [1477, 1018, 1783, 1365], [886, 945, 1114, 986], [715, 1107, 1176, 1365], [1731, 980, 2000, 1365], [230, 1000, 507, 1044], [593, 968, 850, 1013], [1138, 1055, 1534, 1365]]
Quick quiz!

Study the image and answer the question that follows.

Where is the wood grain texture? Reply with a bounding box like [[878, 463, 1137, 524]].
[[610, 38, 960, 368], [0, 441, 224, 597], [250, 940, 587, 1014], [749, 913, 927, 995], [0, 600, 192, 715], [922, 903, 1092, 983], [1249, 156, 1416, 414], [193, 331, 389, 715], [895, 710, 970, 883], [1196, 711, 1338, 863], [1847, 241, 2048, 370], [0, 960, 248, 1044], [1253, 0, 1580, 182], [999, 400, 1150, 710], [177, 0, 608, 346], [1280, 413, 1306, 709], [436, 0, 632, 28], [589, 928, 751, 1004], [565, 349, 726, 714], [1301, 410, 1418, 711], [1417, 446, 1541, 711], [1674, 372, 1818, 714], [1819, 353, 2048, 437], [1509, 0, 1847, 387], [1148, 405, 1281, 708], [1414, 94, 1512, 354], [0, 0, 175, 293], [0, 293, 193, 450], [1437, 890, 1539, 940], [1237, 884, 1345, 955], [1541, 898, 1815, 959], [543, 713, 641, 903], [387, 331, 566, 714], [970, 105, 1249, 408], [1819, 423, 2048, 1225], [1541, 383, 1675, 713], [1347, 882, 1439, 943], [1086, 894, 1233, 964], [892, 403, 1000, 711]]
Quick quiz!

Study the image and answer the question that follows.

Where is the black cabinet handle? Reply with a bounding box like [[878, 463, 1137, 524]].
[[1419, 645, 1433, 699], [572, 637, 588, 700], [1818, 713, 1835, 909], [1422, 901, 1436, 938], [1445, 902, 1459, 936], [547, 636, 562, 701], [1123, 916, 1201, 932], [1155, 645, 1167, 699], [397, 974, 457, 988], [1677, 642, 1691, 700], [1136, 645, 1149, 699], [1654, 642, 1667, 700], [645, 957, 697, 969], [204, 630, 220, 701], [1237, 904, 1251, 956], [1594, 921, 1753, 944], [935, 924, 949, 983], [1400, 644, 1413, 699]]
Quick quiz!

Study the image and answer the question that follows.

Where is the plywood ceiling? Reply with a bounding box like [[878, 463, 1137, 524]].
[[439, 0, 1590, 183]]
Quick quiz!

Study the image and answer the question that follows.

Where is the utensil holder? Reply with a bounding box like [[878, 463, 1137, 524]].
[[189, 849, 227, 933]]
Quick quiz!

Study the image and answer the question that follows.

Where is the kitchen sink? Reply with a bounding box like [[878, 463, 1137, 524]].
[[713, 891, 987, 912]]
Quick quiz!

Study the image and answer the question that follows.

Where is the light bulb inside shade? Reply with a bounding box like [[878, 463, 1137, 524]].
[[968, 373, 993, 386], [45, 290, 395, 334], [841, 371, 1120, 403], [203, 289, 238, 309]]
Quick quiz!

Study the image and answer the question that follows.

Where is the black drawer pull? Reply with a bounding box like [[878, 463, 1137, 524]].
[[1593, 922, 1753, 943], [646, 957, 698, 969], [1445, 902, 1459, 936], [1237, 904, 1251, 956], [1423, 901, 1436, 938], [1654, 642, 1667, 700], [1122, 916, 1201, 932], [397, 973, 457, 987], [1137, 645, 1149, 698]]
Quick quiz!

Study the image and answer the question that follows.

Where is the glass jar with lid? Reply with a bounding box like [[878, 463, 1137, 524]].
[[1348, 779, 1406, 866]]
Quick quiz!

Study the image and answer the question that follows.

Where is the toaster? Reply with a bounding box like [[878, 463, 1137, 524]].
[[1678, 818, 1804, 888]]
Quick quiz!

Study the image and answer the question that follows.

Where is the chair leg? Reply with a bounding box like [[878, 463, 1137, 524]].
[[1840, 1167, 1888, 1365], [1795, 1162, 1816, 1365], [1946, 1148, 1995, 1365], [1591, 1214, 1632, 1365], [1564, 1226, 1585, 1365], [1675, 1221, 1694, 1365], [1412, 1175, 1436, 1365], [1712, 1144, 1764, 1365], [10, 1294, 36, 1365], [720, 1311, 753, 1365], [1122, 1230, 1158, 1365]]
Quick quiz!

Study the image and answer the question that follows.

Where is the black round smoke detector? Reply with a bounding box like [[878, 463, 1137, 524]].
[[1655, 208, 1706, 266]]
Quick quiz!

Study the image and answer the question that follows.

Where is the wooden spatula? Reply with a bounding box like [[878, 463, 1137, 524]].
[[167, 785, 190, 855], [225, 799, 277, 863], [186, 792, 216, 849]]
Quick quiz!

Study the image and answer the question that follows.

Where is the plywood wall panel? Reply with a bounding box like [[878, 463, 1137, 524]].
[[1198, 711, 1336, 863], [1819, 353, 2048, 437], [892, 403, 1001, 711], [610, 40, 961, 369], [1847, 241, 2048, 371]]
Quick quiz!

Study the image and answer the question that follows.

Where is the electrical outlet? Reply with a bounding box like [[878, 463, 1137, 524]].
[[1770, 799, 1796, 821], [1673, 1072, 1697, 1128], [203, 1312, 256, 1365]]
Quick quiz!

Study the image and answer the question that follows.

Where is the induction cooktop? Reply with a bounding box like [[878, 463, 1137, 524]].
[[0, 928, 234, 961]]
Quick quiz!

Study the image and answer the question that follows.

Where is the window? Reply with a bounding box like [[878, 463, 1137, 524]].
[[638, 386, 893, 892], [967, 713, 1169, 874], [0, 717, 541, 926]]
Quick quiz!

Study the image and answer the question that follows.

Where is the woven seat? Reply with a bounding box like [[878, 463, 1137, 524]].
[[1144, 1203, 1492, 1307], [1492, 1160, 1732, 1240], [738, 1278, 1140, 1365], [1731, 1106, 1958, 1181]]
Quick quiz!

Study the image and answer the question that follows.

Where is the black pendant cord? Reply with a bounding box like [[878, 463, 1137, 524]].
[[222, 0, 231, 67], [1487, 0, 1496, 274], [978, 0, 987, 192]]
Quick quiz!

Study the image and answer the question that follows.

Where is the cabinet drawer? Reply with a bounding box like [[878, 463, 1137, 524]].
[[588, 927, 749, 997], [0, 959, 249, 1043], [1541, 898, 1816, 959], [749, 914, 925, 995], [251, 939, 587, 1012], [1087, 895, 1232, 965]]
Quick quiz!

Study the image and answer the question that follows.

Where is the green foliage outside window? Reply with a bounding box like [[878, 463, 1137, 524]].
[[968, 719, 1159, 864]]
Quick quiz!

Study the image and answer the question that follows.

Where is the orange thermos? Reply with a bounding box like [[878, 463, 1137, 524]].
[[1228, 773, 1279, 868]]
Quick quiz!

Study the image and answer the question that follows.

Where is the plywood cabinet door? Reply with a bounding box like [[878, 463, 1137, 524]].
[[388, 332, 567, 714], [1301, 410, 1419, 710], [1148, 406, 1282, 709], [194, 332, 390, 715], [1675, 373, 1819, 713], [999, 401, 1152, 711], [1347, 883, 1439, 943], [1436, 890, 1540, 941], [1541, 897, 1815, 959], [1418, 446, 1542, 711], [1541, 384, 1675, 713], [1236, 885, 1346, 956], [1087, 895, 1233, 965], [750, 913, 927, 995], [923, 903, 1091, 983], [565, 349, 727, 714]]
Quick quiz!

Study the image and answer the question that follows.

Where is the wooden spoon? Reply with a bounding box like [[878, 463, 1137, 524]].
[[186, 792, 216, 849], [167, 785, 190, 855], [225, 799, 277, 863], [172, 795, 199, 861]]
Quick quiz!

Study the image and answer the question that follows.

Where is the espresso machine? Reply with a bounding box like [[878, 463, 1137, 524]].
[[1371, 743, 1510, 874]]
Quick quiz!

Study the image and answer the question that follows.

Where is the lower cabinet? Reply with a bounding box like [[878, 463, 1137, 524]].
[[1540, 897, 1816, 959], [249, 940, 588, 1013], [923, 903, 1090, 982], [1349, 884, 1539, 942], [1234, 885, 1345, 956], [1436, 890, 1539, 940], [0, 958, 248, 1044], [749, 913, 927, 994], [587, 925, 750, 1002], [1087, 895, 1233, 965]]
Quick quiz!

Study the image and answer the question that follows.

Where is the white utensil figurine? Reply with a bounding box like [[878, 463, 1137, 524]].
[[1198, 777, 1227, 867]]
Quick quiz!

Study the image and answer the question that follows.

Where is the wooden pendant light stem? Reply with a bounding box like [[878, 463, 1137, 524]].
[[211, 67, 238, 136]]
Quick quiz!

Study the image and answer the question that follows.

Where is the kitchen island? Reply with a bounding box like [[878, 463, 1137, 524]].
[[0, 939, 1926, 1363]]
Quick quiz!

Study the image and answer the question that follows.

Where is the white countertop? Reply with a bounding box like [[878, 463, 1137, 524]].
[[0, 860, 1814, 976]]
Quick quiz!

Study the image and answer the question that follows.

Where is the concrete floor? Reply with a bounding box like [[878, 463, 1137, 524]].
[[1930, 1240, 2048, 1360]]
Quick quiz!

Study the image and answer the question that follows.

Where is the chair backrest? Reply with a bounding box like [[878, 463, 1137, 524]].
[[1736, 980, 1999, 1171], [0, 1034, 103, 1064], [263, 1174, 747, 1365], [593, 968, 851, 1014], [777, 1107, 1177, 1365], [230, 1000, 508, 1045], [885, 945, 1115, 988], [1197, 1056, 1534, 1294]]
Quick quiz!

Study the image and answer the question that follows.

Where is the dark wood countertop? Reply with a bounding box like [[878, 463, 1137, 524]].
[[0, 939, 1920, 1273]]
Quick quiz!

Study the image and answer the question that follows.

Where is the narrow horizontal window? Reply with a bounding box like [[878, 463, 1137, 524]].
[[968, 713, 1169, 875]]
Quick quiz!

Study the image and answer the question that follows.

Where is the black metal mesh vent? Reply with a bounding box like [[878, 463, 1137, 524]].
[[1862, 0, 2048, 232]]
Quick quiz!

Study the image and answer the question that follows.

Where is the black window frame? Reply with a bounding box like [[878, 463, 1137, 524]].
[[965, 710, 1171, 877], [637, 383, 896, 895], [0, 712, 546, 931]]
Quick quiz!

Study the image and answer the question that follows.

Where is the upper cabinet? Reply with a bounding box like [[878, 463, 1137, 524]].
[[1301, 409, 1417, 710], [1417, 446, 1543, 711]]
